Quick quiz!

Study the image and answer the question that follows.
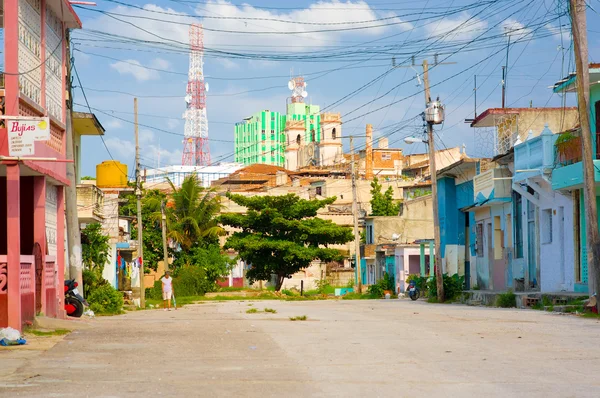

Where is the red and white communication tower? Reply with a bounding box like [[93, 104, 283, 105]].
[[182, 24, 210, 166]]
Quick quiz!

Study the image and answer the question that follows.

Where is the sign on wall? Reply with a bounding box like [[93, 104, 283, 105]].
[[7, 117, 50, 156]]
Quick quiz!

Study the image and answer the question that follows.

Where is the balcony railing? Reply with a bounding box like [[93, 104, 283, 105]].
[[473, 168, 512, 202]]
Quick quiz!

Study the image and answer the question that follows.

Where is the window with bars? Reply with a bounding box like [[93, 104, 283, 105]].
[[476, 223, 484, 257]]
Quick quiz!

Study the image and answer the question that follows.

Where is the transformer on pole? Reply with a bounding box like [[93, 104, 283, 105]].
[[182, 24, 210, 166]]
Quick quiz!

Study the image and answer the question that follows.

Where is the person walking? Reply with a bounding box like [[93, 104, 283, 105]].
[[161, 271, 174, 311]]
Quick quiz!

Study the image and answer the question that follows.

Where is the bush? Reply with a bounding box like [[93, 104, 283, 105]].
[[172, 265, 213, 297], [172, 244, 233, 285], [146, 280, 163, 300], [427, 273, 465, 301], [88, 284, 124, 315], [367, 283, 385, 297], [83, 268, 109, 299], [367, 272, 395, 297], [381, 272, 395, 291], [497, 290, 517, 308]]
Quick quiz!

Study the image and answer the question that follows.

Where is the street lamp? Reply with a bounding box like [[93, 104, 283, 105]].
[[404, 136, 428, 145]]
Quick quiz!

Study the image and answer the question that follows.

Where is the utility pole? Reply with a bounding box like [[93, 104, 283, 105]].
[[134, 98, 145, 308], [422, 60, 445, 302], [161, 201, 169, 272], [350, 136, 362, 293], [570, 0, 600, 306], [64, 29, 83, 290], [501, 66, 506, 108]]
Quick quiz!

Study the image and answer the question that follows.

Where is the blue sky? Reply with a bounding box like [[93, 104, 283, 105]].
[[70, 0, 595, 177]]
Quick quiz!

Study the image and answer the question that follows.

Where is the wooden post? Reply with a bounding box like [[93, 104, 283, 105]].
[[350, 136, 362, 293], [423, 60, 445, 302], [570, 0, 600, 304], [161, 201, 169, 272], [135, 98, 145, 308]]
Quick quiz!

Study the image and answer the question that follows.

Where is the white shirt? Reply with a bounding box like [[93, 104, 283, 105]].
[[161, 276, 173, 292]]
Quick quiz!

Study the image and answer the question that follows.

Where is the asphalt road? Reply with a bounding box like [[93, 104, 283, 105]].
[[2, 299, 600, 397]]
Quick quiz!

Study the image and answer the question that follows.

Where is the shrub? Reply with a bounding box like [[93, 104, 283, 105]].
[[381, 272, 395, 291], [281, 289, 295, 297], [83, 268, 109, 299], [315, 279, 333, 295], [427, 273, 465, 301], [172, 266, 213, 297], [88, 284, 124, 315], [367, 272, 395, 297], [146, 280, 163, 300], [367, 283, 385, 297], [496, 290, 517, 308]]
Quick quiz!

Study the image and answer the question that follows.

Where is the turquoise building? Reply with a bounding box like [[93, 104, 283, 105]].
[[551, 66, 600, 293]]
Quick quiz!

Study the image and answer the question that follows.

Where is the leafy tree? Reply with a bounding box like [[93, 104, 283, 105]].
[[370, 177, 401, 216], [162, 175, 223, 251], [81, 223, 110, 272], [120, 188, 166, 271], [220, 194, 354, 291]]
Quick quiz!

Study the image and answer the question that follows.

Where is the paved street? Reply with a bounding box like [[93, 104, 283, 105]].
[[1, 300, 600, 397]]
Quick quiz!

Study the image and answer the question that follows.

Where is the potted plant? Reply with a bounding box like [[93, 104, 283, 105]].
[[555, 130, 581, 165]]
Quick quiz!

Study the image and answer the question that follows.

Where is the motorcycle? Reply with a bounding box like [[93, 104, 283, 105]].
[[407, 280, 420, 301], [64, 279, 88, 318]]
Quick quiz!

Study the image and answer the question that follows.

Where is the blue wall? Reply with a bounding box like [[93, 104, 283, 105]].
[[438, 177, 458, 257], [437, 177, 475, 258]]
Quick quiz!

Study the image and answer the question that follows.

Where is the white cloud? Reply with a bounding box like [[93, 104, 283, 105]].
[[104, 119, 123, 130], [151, 58, 171, 70], [84, 1, 412, 54], [105, 137, 135, 159], [105, 130, 182, 167], [501, 18, 533, 41], [166, 119, 180, 130], [425, 12, 488, 42], [110, 59, 160, 81], [545, 23, 571, 42]]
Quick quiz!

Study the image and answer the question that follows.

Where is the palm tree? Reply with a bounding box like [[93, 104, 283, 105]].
[[163, 174, 223, 251]]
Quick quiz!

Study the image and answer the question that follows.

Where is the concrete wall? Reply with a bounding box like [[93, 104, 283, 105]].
[[516, 109, 579, 142], [540, 192, 575, 292]]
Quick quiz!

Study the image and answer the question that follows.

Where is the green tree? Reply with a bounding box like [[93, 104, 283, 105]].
[[370, 177, 401, 216], [162, 175, 223, 251], [120, 188, 166, 271], [81, 223, 110, 272], [220, 193, 354, 291]]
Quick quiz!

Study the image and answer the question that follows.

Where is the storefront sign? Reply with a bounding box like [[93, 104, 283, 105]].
[[7, 117, 50, 156]]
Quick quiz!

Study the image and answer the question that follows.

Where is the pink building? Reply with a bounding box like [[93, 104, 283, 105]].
[[0, 0, 82, 330]]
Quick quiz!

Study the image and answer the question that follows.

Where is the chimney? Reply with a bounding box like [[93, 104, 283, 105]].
[[366, 124, 373, 180], [378, 137, 388, 149]]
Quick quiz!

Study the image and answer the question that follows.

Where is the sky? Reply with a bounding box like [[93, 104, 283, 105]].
[[70, 0, 598, 177]]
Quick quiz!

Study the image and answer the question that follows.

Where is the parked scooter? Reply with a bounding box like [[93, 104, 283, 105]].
[[64, 280, 88, 318], [407, 280, 420, 301]]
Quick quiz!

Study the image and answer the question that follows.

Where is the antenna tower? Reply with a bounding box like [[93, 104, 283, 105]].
[[288, 76, 308, 103], [182, 24, 210, 166]]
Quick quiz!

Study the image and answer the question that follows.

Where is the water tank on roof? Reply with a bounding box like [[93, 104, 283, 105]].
[[96, 161, 128, 188]]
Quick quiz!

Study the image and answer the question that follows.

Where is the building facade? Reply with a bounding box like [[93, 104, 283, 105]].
[[234, 110, 286, 166], [1, 0, 82, 330], [234, 104, 343, 170]]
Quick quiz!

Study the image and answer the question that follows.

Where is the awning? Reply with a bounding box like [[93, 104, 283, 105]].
[[460, 197, 511, 212]]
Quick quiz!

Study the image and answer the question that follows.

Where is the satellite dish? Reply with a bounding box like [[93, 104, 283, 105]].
[[288, 80, 295, 90], [391, 233, 400, 241], [301, 91, 308, 98], [184, 94, 191, 103], [205, 82, 209, 92]]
